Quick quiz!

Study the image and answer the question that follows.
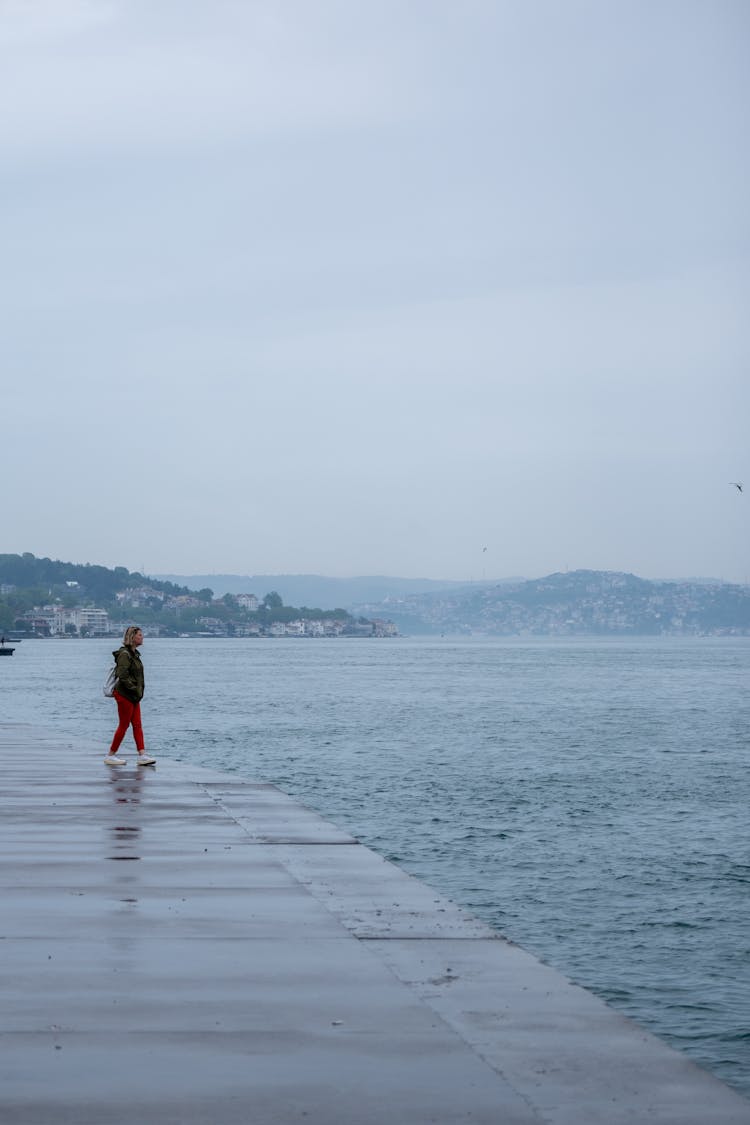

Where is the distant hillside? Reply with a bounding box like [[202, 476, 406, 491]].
[[151, 573, 521, 610], [4, 556, 747, 636], [0, 553, 189, 603], [351, 569, 750, 635], [0, 554, 365, 636]]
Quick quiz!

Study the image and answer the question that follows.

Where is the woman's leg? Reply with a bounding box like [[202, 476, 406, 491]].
[[129, 702, 145, 752], [109, 694, 136, 754]]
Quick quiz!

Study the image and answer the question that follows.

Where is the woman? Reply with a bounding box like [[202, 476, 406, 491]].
[[105, 625, 156, 766]]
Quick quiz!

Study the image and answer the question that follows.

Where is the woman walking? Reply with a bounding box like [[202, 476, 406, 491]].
[[105, 626, 156, 766]]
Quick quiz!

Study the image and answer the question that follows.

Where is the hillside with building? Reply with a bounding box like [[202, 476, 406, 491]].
[[2, 555, 748, 639], [353, 569, 750, 636], [0, 554, 396, 639]]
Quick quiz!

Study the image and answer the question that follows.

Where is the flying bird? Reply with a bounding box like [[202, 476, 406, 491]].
[[730, 482, 743, 492]]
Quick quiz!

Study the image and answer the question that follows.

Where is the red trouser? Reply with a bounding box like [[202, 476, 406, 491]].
[[110, 692, 145, 753]]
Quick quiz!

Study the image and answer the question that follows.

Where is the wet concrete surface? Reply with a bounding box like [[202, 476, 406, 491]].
[[2, 722, 749, 1124]]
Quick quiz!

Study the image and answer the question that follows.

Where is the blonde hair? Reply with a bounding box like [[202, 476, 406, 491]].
[[123, 625, 142, 647]]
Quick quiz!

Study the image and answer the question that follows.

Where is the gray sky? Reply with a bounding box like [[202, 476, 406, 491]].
[[2, 0, 748, 582]]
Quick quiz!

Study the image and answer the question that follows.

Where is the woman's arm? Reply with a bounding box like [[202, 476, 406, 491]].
[[115, 649, 139, 697]]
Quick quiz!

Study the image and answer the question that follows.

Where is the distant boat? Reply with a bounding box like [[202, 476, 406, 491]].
[[0, 637, 15, 656]]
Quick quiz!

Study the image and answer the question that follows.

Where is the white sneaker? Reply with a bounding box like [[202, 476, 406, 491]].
[[104, 755, 126, 766], [137, 754, 156, 766]]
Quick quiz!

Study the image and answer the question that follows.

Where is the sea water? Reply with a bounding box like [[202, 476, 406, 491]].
[[2, 635, 749, 1096]]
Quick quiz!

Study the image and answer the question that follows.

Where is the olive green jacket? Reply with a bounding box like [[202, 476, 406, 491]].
[[113, 645, 145, 703]]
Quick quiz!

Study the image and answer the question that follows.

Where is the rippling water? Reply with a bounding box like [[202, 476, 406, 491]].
[[2, 635, 749, 1096]]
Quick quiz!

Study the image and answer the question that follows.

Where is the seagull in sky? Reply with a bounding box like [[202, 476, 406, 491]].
[[730, 482, 743, 492]]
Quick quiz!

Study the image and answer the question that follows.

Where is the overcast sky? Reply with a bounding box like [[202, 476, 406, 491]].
[[2, 0, 748, 582]]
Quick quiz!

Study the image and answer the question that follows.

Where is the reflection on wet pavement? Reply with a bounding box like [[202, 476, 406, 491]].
[[106, 769, 146, 862]]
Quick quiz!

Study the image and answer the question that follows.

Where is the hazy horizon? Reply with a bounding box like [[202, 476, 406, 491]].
[[3, 550, 740, 589], [3, 1, 748, 583], [151, 566, 734, 585]]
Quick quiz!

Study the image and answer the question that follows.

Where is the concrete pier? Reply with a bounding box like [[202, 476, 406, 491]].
[[2, 722, 749, 1124]]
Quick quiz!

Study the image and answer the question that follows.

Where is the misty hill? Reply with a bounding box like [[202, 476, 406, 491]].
[[0, 553, 190, 603], [351, 569, 750, 635], [150, 573, 521, 610]]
